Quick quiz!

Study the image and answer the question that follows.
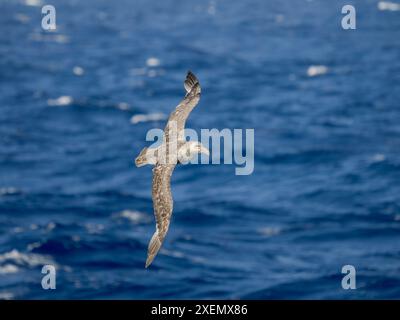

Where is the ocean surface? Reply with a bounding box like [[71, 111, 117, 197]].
[[1, 0, 400, 299]]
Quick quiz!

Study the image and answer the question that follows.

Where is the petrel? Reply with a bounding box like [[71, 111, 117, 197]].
[[135, 71, 209, 268]]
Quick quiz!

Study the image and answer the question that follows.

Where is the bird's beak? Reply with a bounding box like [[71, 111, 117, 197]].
[[135, 155, 146, 167], [199, 145, 210, 156]]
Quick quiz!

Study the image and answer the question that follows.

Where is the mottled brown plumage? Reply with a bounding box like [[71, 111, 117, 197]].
[[163, 71, 201, 144], [135, 71, 207, 268]]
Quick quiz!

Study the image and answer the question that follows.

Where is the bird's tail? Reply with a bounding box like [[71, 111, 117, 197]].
[[145, 230, 163, 268]]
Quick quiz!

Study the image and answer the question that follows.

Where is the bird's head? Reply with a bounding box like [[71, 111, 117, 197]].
[[135, 147, 157, 167], [178, 141, 209, 164]]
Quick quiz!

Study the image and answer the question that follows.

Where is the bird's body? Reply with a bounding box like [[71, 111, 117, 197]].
[[135, 71, 209, 268]]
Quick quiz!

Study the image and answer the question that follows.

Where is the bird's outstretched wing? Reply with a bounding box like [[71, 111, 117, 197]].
[[144, 71, 201, 267], [163, 71, 201, 144], [145, 163, 176, 268]]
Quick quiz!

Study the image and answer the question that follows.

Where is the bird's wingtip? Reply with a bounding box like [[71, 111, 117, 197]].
[[184, 70, 200, 93]]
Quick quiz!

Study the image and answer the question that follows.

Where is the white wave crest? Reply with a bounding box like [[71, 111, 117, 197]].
[[72, 66, 85, 76], [113, 210, 152, 224], [130, 113, 166, 124], [0, 264, 19, 274], [47, 96, 73, 107], [0, 292, 14, 300], [146, 57, 161, 67], [258, 226, 281, 237], [24, 0, 42, 7], [378, 1, 400, 11], [0, 249, 56, 269], [307, 65, 328, 77], [0, 187, 19, 196]]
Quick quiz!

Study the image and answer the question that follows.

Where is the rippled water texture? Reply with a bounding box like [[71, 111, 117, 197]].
[[0, 0, 400, 299]]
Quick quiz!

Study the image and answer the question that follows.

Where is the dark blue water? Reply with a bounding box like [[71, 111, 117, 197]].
[[1, 0, 400, 299]]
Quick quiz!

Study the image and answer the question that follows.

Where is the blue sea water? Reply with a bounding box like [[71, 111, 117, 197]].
[[0, 0, 400, 299]]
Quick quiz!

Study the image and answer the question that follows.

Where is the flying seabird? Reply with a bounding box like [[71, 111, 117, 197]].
[[135, 71, 209, 268]]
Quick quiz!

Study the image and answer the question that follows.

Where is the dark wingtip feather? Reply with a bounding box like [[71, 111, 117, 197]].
[[184, 71, 199, 93]]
